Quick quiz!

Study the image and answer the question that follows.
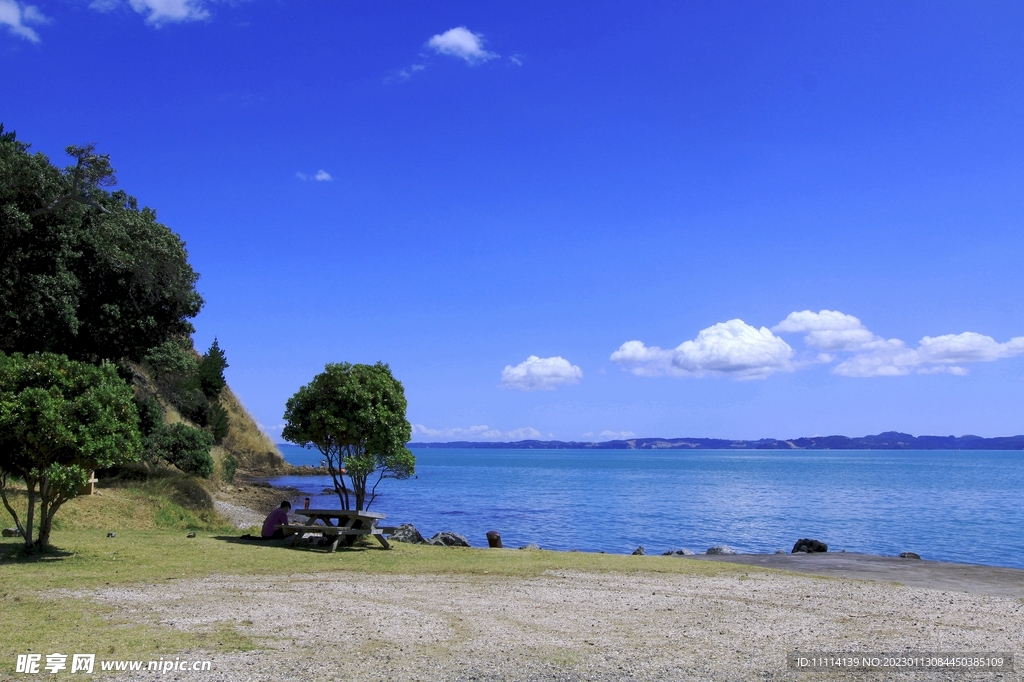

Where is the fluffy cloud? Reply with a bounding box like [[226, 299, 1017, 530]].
[[774, 310, 1024, 377], [501, 355, 583, 391], [615, 309, 1024, 380], [427, 26, 497, 63], [611, 319, 794, 380], [0, 0, 49, 43], [412, 424, 543, 441], [773, 309, 880, 351], [127, 0, 208, 24]]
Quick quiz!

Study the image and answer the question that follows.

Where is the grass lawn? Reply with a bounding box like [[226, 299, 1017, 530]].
[[0, 482, 747, 670]]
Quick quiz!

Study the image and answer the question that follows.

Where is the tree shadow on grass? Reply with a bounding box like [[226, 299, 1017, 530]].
[[211, 535, 388, 553], [0, 541, 74, 563]]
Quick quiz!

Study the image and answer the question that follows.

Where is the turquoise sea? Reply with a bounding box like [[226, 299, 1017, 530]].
[[270, 446, 1024, 568]]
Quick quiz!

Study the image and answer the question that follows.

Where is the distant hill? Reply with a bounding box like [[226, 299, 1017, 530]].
[[409, 431, 1024, 450]]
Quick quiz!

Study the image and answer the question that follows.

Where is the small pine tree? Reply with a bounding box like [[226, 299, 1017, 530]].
[[197, 338, 228, 400]]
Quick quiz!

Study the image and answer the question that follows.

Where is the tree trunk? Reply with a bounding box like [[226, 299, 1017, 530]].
[[23, 482, 37, 551]]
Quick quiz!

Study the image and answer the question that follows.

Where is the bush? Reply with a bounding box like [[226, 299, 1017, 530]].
[[197, 339, 228, 399], [146, 423, 214, 479], [221, 453, 238, 483], [133, 393, 164, 437], [144, 339, 199, 379], [208, 401, 229, 443]]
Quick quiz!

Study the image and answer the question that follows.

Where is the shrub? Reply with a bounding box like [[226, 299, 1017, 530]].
[[133, 393, 164, 437], [208, 401, 230, 444], [221, 453, 238, 483], [146, 423, 214, 479]]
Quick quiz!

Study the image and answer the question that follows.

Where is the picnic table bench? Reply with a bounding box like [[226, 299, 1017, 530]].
[[278, 508, 394, 553]]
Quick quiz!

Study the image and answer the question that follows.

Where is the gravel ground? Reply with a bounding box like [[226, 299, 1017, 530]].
[[74, 565, 1023, 682], [212, 501, 265, 530]]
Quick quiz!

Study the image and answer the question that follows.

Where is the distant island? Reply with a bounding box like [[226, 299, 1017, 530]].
[[409, 431, 1024, 450]]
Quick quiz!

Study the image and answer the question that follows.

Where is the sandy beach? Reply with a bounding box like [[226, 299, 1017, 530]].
[[71, 548, 1023, 682]]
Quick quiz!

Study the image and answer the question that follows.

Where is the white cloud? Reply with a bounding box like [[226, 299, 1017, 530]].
[[772, 310, 1024, 377], [599, 430, 636, 440], [611, 319, 794, 380], [427, 26, 497, 63], [411, 424, 543, 441], [501, 355, 582, 391], [0, 0, 48, 43], [296, 170, 332, 182], [509, 54, 523, 66], [773, 309, 881, 351], [127, 0, 208, 24]]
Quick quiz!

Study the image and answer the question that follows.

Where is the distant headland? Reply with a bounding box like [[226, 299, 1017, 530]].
[[409, 431, 1024, 450]]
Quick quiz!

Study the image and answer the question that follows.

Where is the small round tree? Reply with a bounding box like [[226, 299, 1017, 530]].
[[0, 352, 142, 550], [282, 362, 414, 511]]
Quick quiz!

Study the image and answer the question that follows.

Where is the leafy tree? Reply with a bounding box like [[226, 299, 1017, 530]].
[[133, 393, 164, 437], [144, 338, 199, 379], [0, 352, 141, 550], [283, 362, 414, 511], [0, 126, 203, 363], [145, 423, 214, 479]]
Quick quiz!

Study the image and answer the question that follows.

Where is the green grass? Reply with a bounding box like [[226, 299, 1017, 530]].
[[0, 478, 752, 674]]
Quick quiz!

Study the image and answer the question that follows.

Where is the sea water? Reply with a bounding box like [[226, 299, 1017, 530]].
[[269, 446, 1024, 568]]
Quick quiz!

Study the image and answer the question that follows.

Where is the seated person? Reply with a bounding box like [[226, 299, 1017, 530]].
[[241, 501, 294, 540], [262, 500, 293, 538]]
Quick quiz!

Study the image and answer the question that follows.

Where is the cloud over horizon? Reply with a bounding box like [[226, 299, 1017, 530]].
[[614, 310, 1024, 380], [411, 424, 543, 441], [427, 26, 497, 63], [501, 355, 582, 391]]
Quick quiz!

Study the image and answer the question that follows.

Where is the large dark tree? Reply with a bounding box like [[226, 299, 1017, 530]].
[[283, 362, 414, 511], [0, 126, 203, 363]]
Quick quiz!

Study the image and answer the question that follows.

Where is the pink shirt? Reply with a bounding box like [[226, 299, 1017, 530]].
[[262, 508, 290, 538]]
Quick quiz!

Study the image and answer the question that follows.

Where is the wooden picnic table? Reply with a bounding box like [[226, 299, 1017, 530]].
[[279, 508, 395, 552]]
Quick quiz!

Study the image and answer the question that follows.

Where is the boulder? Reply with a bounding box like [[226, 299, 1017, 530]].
[[792, 538, 828, 553], [632, 546, 645, 555], [519, 543, 541, 550], [899, 551, 921, 560], [674, 548, 696, 556], [186, 532, 196, 539], [2, 527, 21, 537], [706, 545, 737, 555], [388, 523, 427, 544], [428, 531, 471, 547]]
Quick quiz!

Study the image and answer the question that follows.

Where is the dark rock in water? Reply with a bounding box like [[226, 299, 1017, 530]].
[[389, 524, 427, 544], [429, 531, 470, 547], [675, 548, 696, 556], [661, 549, 674, 556], [2, 527, 21, 537], [519, 543, 541, 550], [775, 549, 787, 554], [321, 488, 335, 494], [792, 538, 828, 553], [706, 545, 737, 555], [632, 546, 645, 555], [899, 551, 921, 559]]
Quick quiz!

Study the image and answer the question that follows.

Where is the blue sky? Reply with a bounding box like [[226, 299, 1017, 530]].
[[4, 1, 1024, 441]]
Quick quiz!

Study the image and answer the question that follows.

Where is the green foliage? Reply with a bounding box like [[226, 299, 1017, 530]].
[[145, 423, 214, 479], [197, 338, 228, 399], [0, 351, 141, 549], [283, 362, 414, 511], [132, 393, 163, 437], [144, 338, 198, 379], [221, 453, 238, 483], [207, 400, 230, 443], [0, 126, 203, 363]]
